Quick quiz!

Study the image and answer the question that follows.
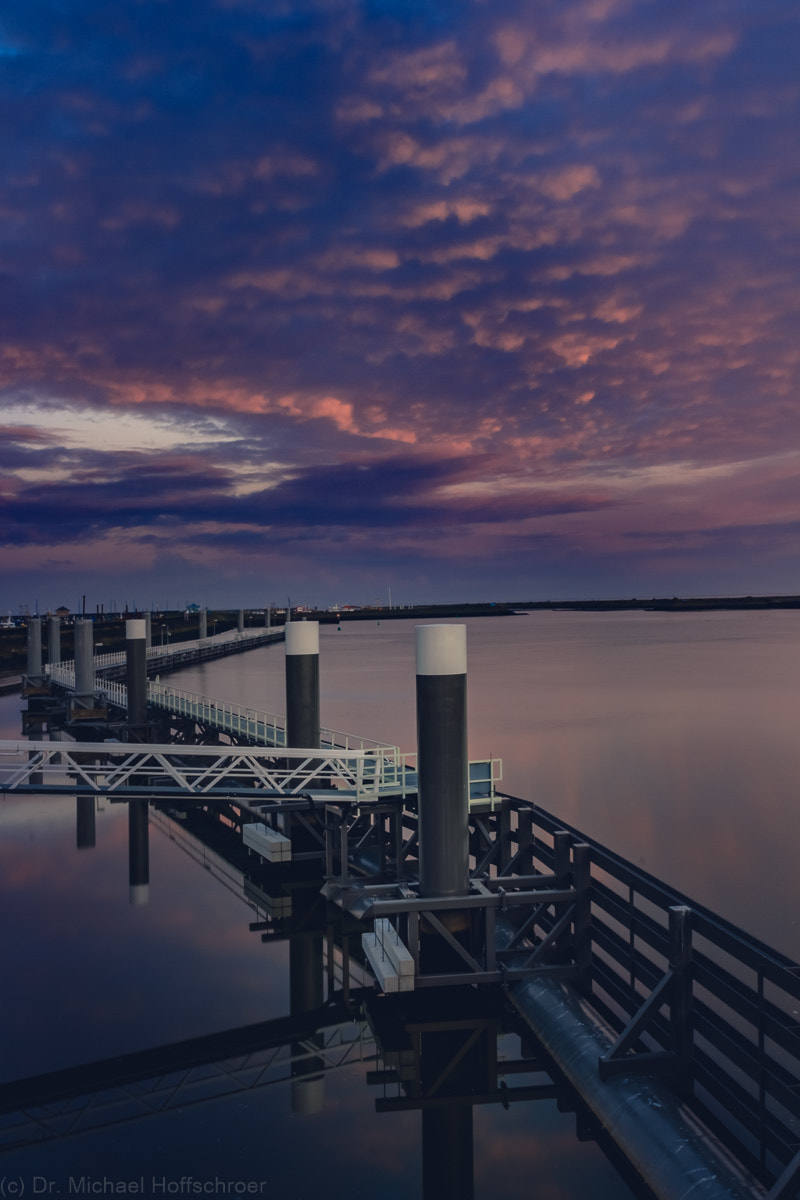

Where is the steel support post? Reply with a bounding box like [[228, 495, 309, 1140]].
[[553, 831, 572, 961], [47, 616, 61, 667], [573, 843, 592, 995], [125, 619, 148, 727], [517, 807, 534, 875], [669, 905, 693, 1093], [26, 617, 43, 681]]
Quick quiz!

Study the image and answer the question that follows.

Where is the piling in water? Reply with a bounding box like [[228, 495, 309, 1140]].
[[74, 621, 95, 701], [415, 625, 469, 901], [26, 618, 43, 681], [285, 622, 320, 749], [125, 619, 148, 727]]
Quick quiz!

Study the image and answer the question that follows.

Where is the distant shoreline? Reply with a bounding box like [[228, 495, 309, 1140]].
[[2, 595, 798, 678]]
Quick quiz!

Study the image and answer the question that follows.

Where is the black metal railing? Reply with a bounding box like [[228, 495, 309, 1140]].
[[480, 793, 800, 1195]]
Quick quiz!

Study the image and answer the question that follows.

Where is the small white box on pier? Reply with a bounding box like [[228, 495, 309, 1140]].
[[243, 822, 292, 862], [362, 918, 415, 993]]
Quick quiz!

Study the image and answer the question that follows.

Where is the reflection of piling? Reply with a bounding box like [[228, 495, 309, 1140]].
[[26, 618, 43, 681], [290, 896, 325, 1114], [416, 625, 469, 901], [199, 609, 207, 641], [125, 619, 148, 727], [76, 796, 96, 849], [285, 623, 320, 750], [74, 620, 95, 702], [422, 1109, 473, 1200], [47, 616, 61, 667], [128, 799, 149, 905]]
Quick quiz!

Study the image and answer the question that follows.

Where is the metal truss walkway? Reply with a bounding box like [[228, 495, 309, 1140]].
[[0, 739, 414, 801]]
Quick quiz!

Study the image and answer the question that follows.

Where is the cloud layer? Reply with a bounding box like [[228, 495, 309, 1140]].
[[2, 0, 800, 607]]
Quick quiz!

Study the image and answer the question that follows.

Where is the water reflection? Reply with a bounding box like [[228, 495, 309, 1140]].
[[5, 610, 797, 1194], [0, 788, 637, 1199]]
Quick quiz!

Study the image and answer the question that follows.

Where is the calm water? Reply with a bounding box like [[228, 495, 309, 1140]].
[[1, 610, 798, 1198]]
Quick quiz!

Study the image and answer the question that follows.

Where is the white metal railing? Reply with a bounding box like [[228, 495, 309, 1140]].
[[48, 663, 77, 689], [48, 626, 278, 674], [0, 740, 413, 800], [147, 682, 286, 746], [149, 682, 396, 754], [67, 670, 399, 756]]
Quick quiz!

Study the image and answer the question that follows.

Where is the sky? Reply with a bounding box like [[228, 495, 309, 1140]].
[[2, 0, 800, 612]]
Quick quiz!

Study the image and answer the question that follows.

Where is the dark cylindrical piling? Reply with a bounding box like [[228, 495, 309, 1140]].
[[128, 798, 149, 905], [125, 618, 148, 727], [144, 611, 152, 649], [285, 622, 320, 749], [265, 606, 271, 629], [26, 618, 43, 681], [416, 624, 469, 900], [237, 608, 244, 634], [47, 616, 61, 667], [199, 609, 207, 641], [74, 620, 95, 701]]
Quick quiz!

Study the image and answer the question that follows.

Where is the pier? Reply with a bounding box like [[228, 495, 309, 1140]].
[[2, 621, 800, 1198]]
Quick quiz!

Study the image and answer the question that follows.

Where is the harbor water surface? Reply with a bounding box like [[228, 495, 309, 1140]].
[[2, 610, 798, 1198]]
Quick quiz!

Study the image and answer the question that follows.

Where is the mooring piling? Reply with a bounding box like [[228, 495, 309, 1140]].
[[47, 615, 61, 667], [415, 625, 469, 902], [26, 617, 43, 682], [199, 609, 207, 641], [125, 619, 148, 727], [73, 620, 95, 702], [285, 621, 320, 750]]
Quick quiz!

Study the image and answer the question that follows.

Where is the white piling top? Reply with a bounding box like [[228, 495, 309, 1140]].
[[415, 624, 467, 676], [285, 621, 319, 656], [126, 619, 147, 640]]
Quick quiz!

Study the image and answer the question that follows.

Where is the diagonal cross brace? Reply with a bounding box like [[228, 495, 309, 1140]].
[[598, 905, 692, 1083]]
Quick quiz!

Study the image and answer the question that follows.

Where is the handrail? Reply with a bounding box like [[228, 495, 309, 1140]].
[[47, 627, 278, 672], [491, 792, 800, 1193]]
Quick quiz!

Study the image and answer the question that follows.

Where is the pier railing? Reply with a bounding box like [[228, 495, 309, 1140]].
[[147, 682, 398, 755], [47, 626, 275, 674], [43, 667, 399, 756], [489, 794, 800, 1194]]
